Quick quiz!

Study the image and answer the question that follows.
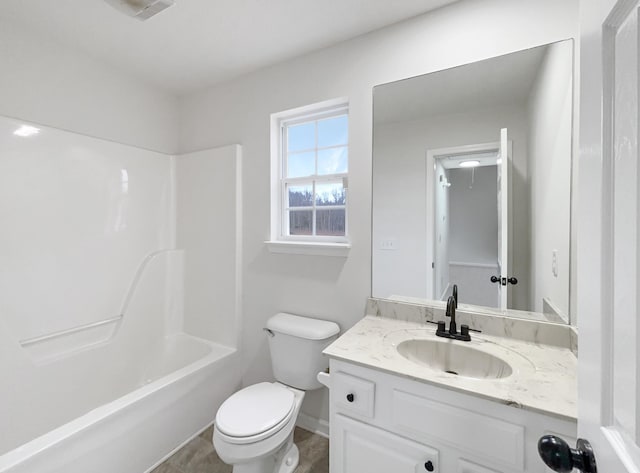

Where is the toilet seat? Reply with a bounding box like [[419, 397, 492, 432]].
[[215, 382, 295, 444]]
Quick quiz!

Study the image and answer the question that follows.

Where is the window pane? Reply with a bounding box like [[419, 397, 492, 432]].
[[318, 115, 348, 148], [287, 151, 315, 178], [288, 184, 313, 207], [289, 210, 313, 235], [316, 209, 345, 236], [317, 147, 348, 175], [287, 122, 315, 152], [316, 181, 346, 206]]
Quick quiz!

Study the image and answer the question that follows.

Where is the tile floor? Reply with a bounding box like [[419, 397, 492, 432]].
[[151, 426, 329, 473]]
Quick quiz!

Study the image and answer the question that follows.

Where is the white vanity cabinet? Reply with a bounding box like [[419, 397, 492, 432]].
[[329, 359, 577, 473]]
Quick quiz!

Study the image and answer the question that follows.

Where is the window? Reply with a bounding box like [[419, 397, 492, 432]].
[[270, 99, 349, 248]]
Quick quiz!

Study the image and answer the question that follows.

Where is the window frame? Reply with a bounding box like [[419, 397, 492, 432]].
[[271, 99, 350, 245]]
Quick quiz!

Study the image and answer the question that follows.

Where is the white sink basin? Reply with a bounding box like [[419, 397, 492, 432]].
[[396, 339, 513, 379]]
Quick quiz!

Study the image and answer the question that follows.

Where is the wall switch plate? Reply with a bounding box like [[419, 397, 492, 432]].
[[381, 239, 397, 250]]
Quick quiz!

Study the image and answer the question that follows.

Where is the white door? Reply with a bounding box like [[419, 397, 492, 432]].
[[497, 128, 509, 310], [569, 1, 640, 473]]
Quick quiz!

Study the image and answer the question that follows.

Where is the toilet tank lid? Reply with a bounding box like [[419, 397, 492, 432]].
[[267, 313, 340, 340]]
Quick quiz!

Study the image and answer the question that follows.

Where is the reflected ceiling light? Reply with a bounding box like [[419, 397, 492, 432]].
[[459, 160, 480, 168], [13, 125, 40, 137], [496, 158, 503, 165]]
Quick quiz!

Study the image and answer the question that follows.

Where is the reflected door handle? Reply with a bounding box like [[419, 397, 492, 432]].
[[538, 435, 597, 473], [491, 276, 518, 285]]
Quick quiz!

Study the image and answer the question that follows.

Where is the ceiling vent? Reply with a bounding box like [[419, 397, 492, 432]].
[[104, 0, 175, 20]]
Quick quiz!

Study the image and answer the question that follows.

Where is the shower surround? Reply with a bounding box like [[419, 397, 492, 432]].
[[0, 115, 242, 473]]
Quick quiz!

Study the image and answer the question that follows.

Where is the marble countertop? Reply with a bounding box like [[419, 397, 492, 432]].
[[324, 315, 577, 422]]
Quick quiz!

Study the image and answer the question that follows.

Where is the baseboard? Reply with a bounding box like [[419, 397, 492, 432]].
[[296, 412, 329, 439]]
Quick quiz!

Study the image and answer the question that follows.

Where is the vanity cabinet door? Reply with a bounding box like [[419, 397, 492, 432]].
[[332, 414, 439, 473], [457, 459, 504, 473]]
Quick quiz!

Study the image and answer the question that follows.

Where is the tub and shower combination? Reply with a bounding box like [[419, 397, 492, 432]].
[[0, 117, 243, 472]]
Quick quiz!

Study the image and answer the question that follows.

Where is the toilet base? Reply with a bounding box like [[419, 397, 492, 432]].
[[232, 442, 299, 473], [277, 443, 299, 473]]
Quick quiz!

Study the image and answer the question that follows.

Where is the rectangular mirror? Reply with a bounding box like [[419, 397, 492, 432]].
[[372, 40, 574, 323]]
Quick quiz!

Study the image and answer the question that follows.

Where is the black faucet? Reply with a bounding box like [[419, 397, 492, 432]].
[[435, 295, 471, 342], [452, 284, 458, 308], [446, 295, 457, 334]]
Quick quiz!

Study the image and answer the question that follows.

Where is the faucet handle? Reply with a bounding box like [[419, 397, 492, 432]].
[[459, 324, 471, 342]]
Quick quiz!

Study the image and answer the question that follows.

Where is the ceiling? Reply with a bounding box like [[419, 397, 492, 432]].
[[0, 0, 458, 95], [374, 43, 548, 125]]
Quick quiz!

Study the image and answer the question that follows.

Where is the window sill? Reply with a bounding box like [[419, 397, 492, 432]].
[[265, 240, 351, 257]]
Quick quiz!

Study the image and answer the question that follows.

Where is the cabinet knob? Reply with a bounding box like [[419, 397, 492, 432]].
[[346, 393, 354, 402], [424, 460, 434, 471]]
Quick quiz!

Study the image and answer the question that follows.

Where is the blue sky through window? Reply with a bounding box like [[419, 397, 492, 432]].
[[286, 114, 348, 178], [288, 151, 315, 177], [288, 122, 314, 152], [318, 147, 347, 175], [318, 115, 348, 147]]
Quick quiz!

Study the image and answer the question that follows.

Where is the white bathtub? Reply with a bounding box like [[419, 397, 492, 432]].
[[0, 332, 239, 473]]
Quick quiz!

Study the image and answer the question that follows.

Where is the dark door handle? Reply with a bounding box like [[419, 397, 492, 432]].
[[538, 435, 597, 473], [491, 276, 518, 285]]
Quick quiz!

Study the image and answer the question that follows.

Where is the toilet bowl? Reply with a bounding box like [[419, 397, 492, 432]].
[[213, 382, 305, 473], [213, 313, 339, 473]]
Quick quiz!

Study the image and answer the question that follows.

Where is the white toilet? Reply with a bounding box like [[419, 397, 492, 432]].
[[213, 312, 339, 473]]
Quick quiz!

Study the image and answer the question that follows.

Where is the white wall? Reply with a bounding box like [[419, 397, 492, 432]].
[[527, 41, 573, 319], [178, 0, 578, 424], [0, 19, 178, 154], [372, 105, 530, 309]]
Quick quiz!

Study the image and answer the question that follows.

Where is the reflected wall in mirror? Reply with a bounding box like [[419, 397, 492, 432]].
[[372, 40, 574, 323]]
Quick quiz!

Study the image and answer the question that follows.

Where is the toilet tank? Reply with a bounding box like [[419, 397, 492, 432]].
[[266, 313, 340, 390]]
